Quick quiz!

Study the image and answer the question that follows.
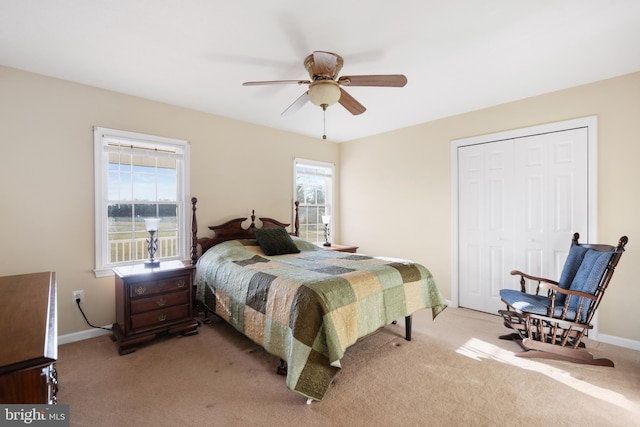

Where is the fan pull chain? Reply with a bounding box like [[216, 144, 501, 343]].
[[322, 104, 327, 140]]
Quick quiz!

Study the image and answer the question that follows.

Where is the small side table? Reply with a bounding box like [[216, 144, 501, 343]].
[[112, 260, 198, 355], [316, 243, 359, 253]]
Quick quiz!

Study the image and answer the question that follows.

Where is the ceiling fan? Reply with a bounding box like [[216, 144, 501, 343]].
[[242, 51, 407, 117]]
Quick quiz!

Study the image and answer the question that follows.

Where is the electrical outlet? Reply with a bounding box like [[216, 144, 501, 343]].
[[72, 290, 85, 305]]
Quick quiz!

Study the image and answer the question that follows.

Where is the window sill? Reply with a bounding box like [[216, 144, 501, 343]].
[[93, 268, 115, 278]]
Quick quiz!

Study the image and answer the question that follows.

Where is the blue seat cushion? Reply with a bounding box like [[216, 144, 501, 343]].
[[500, 289, 581, 322]]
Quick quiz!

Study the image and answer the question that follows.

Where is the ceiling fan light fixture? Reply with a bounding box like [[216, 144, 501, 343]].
[[308, 81, 341, 107]]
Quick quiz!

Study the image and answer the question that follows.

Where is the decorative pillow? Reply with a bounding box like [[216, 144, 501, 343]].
[[253, 227, 300, 256]]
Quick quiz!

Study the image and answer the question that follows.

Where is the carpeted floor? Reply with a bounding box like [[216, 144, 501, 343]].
[[56, 308, 640, 426]]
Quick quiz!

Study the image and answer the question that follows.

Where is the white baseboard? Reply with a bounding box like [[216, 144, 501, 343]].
[[58, 326, 112, 345], [595, 333, 640, 351]]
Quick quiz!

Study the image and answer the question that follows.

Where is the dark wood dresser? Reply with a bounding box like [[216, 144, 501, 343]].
[[112, 260, 198, 355], [0, 272, 58, 404]]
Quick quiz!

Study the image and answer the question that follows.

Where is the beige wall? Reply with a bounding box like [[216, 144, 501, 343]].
[[0, 65, 339, 336], [2, 64, 638, 344], [340, 71, 640, 342]]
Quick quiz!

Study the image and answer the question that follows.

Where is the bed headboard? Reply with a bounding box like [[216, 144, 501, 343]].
[[190, 197, 300, 264]]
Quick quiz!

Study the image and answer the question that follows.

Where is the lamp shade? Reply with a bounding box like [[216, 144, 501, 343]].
[[144, 217, 160, 232], [321, 215, 331, 225], [308, 81, 341, 107]]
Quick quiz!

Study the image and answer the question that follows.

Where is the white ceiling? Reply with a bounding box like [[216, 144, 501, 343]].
[[2, 1, 640, 142]]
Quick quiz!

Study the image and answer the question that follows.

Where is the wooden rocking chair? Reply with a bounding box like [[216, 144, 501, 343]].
[[499, 233, 627, 367]]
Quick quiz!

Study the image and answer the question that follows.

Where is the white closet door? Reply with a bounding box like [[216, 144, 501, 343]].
[[458, 140, 514, 312], [511, 128, 589, 291], [458, 127, 588, 313]]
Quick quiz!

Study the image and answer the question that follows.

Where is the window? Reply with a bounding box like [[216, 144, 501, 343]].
[[294, 159, 334, 243], [94, 127, 190, 277]]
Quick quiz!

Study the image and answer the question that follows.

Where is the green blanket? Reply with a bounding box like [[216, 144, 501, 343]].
[[194, 237, 447, 401]]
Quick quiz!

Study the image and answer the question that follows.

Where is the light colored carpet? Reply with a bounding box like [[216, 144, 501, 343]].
[[56, 308, 640, 426]]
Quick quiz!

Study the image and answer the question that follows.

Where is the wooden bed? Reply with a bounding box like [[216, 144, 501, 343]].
[[189, 197, 447, 402], [190, 198, 300, 263]]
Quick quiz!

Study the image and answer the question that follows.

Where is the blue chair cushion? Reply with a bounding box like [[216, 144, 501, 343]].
[[556, 243, 588, 303], [567, 249, 612, 321], [500, 288, 581, 322], [568, 249, 611, 294]]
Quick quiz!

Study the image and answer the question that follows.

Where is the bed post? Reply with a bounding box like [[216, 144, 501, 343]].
[[294, 201, 299, 237], [191, 197, 198, 265]]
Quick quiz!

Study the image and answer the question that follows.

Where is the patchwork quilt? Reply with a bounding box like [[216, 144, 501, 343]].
[[194, 237, 447, 401]]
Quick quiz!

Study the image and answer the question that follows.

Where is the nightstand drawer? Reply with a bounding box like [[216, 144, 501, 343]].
[[129, 275, 189, 298], [112, 261, 198, 355], [130, 304, 189, 330], [130, 290, 189, 314]]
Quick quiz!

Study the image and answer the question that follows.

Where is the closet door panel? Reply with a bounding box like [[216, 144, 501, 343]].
[[458, 144, 486, 309], [459, 140, 513, 312], [513, 128, 588, 281]]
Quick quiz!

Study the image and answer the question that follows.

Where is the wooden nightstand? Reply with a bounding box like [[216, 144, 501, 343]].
[[316, 243, 359, 253], [112, 260, 198, 355]]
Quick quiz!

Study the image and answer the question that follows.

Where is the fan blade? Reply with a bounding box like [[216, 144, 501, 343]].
[[338, 88, 366, 115], [282, 91, 309, 116], [243, 80, 310, 86], [338, 74, 407, 87], [313, 51, 338, 77]]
